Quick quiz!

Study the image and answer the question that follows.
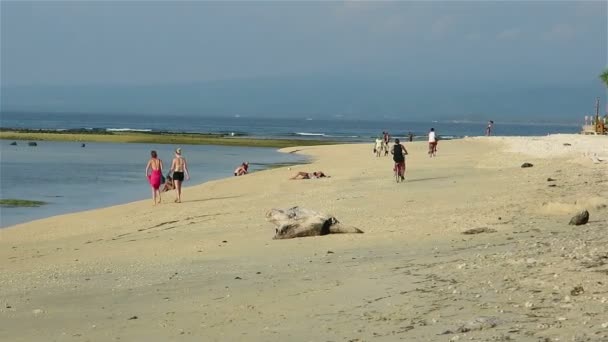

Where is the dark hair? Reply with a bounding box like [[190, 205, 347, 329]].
[[151, 150, 157, 158], [430, 128, 435, 131], [395, 138, 400, 144]]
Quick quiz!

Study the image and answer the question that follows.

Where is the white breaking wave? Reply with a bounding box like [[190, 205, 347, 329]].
[[106, 128, 153, 132], [295, 132, 326, 137]]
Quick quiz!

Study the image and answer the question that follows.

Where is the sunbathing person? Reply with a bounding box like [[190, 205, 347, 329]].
[[161, 175, 175, 192], [234, 162, 249, 176], [290, 171, 329, 180]]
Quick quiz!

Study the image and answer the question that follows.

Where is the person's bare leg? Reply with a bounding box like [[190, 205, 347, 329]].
[[157, 189, 162, 203], [175, 180, 182, 202], [290, 172, 306, 180], [151, 188, 156, 205]]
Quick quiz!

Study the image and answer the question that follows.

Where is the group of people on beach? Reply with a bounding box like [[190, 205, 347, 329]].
[[146, 148, 255, 204], [375, 128, 440, 182], [145, 122, 493, 202], [145, 148, 190, 205]]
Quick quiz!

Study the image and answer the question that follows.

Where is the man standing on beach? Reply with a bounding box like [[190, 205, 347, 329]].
[[428, 128, 437, 157], [486, 121, 494, 136]]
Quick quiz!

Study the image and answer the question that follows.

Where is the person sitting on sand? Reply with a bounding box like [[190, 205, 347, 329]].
[[234, 162, 249, 176], [290, 171, 329, 180], [162, 175, 175, 192]]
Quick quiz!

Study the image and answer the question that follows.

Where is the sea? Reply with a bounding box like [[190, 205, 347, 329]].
[[0, 112, 580, 227]]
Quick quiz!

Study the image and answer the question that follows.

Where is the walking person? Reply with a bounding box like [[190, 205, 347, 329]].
[[428, 128, 438, 157], [408, 132, 414, 142], [145, 150, 164, 205], [170, 148, 190, 203]]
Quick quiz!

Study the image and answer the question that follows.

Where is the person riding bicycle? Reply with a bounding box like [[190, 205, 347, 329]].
[[391, 138, 408, 181]]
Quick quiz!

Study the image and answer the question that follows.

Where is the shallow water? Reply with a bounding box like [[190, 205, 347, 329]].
[[1, 112, 580, 141], [0, 141, 306, 227]]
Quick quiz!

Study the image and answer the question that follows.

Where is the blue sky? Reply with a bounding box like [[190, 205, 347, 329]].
[[1, 1, 607, 120]]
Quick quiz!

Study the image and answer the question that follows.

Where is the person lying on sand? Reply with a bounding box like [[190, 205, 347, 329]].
[[290, 171, 329, 180], [234, 162, 249, 176]]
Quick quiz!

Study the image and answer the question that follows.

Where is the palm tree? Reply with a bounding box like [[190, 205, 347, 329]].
[[601, 69, 608, 88]]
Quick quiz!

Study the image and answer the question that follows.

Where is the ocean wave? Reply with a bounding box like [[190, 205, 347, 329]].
[[293, 132, 361, 139], [106, 128, 153, 132], [295, 132, 327, 137]]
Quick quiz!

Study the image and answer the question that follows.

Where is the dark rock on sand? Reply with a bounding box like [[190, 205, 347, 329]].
[[28, 142, 37, 146], [547, 178, 556, 182], [569, 210, 589, 226], [563, 143, 572, 146], [267, 207, 363, 239], [548, 184, 557, 187], [570, 286, 584, 296], [521, 163, 533, 168], [462, 227, 497, 235]]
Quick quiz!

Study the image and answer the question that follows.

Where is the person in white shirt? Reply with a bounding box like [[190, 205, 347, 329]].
[[428, 128, 437, 157]]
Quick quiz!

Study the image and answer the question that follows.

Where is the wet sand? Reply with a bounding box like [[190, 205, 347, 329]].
[[1, 135, 607, 341]]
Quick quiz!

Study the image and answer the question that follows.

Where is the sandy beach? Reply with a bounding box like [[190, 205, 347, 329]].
[[1, 135, 607, 341]]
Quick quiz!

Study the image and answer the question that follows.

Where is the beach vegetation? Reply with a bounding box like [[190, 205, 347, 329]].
[[601, 69, 608, 88], [0, 199, 47, 207], [0, 130, 340, 148]]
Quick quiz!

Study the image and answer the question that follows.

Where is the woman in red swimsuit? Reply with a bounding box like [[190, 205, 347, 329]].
[[145, 150, 164, 205]]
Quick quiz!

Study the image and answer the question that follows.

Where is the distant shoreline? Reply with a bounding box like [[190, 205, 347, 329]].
[[0, 129, 340, 148]]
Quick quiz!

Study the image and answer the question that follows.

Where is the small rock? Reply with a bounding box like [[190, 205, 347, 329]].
[[462, 227, 497, 235], [128, 315, 138, 320], [563, 143, 571, 146], [327, 250, 334, 254], [570, 286, 584, 296], [548, 184, 557, 187], [28, 142, 38, 147], [235, 276, 242, 280], [521, 163, 534, 168], [547, 178, 556, 181], [9, 141, 17, 146], [569, 210, 589, 226], [222, 240, 228, 243]]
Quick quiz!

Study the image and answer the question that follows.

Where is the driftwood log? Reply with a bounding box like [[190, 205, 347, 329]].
[[267, 207, 363, 239]]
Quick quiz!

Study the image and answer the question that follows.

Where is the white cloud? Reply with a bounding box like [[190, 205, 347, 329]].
[[430, 17, 453, 38], [497, 28, 522, 40], [465, 32, 482, 41], [542, 24, 576, 41]]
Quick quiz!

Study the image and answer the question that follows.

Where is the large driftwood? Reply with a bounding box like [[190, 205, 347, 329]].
[[267, 207, 363, 239]]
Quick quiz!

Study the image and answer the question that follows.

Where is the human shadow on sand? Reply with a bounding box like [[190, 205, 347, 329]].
[[405, 176, 450, 183]]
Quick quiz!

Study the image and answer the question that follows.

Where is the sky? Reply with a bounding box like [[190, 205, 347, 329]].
[[1, 1, 607, 120]]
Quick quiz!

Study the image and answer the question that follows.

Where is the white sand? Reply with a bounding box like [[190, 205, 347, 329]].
[[1, 135, 607, 341]]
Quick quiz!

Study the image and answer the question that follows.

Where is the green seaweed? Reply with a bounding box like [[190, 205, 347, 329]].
[[0, 199, 48, 208]]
